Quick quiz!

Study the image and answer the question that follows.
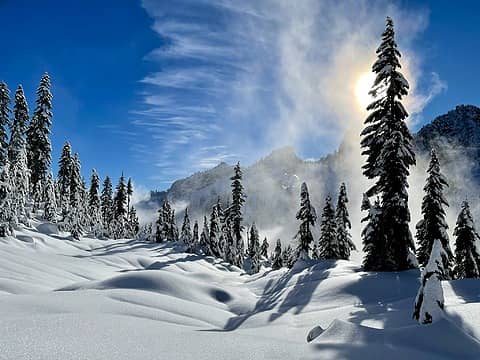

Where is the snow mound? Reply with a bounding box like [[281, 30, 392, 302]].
[[309, 318, 480, 359]]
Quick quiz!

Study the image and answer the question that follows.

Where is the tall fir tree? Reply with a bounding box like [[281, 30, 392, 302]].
[[335, 183, 356, 260], [317, 195, 338, 259], [247, 223, 261, 274], [112, 174, 127, 238], [127, 178, 133, 212], [0, 82, 11, 167], [360, 17, 416, 271], [272, 239, 283, 270], [260, 237, 269, 259], [155, 199, 177, 242], [199, 215, 209, 254], [228, 163, 246, 267], [0, 162, 14, 236], [294, 182, 317, 261], [9, 85, 30, 224], [57, 141, 72, 216], [66, 154, 83, 239], [453, 201, 480, 279], [26, 73, 53, 193], [208, 200, 223, 257], [361, 194, 385, 271], [189, 220, 199, 253], [413, 239, 446, 324], [8, 85, 28, 165], [416, 149, 452, 278], [180, 208, 193, 247], [100, 176, 114, 235], [43, 172, 57, 222], [88, 169, 102, 235], [127, 206, 140, 237]]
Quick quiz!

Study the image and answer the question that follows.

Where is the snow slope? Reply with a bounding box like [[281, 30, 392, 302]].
[[0, 222, 479, 359]]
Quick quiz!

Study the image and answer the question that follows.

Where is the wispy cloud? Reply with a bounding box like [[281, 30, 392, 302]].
[[128, 0, 444, 188]]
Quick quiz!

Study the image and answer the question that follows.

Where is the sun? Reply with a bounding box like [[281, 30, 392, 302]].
[[355, 72, 376, 110]]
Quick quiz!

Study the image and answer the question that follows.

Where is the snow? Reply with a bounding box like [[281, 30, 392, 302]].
[[0, 222, 479, 359]]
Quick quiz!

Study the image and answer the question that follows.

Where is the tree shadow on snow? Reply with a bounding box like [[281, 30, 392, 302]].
[[341, 269, 421, 329]]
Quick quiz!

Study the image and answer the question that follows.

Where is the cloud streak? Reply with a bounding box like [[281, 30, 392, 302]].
[[132, 0, 445, 188]]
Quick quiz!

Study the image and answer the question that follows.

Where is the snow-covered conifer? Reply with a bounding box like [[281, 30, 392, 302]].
[[155, 199, 177, 242], [127, 177, 133, 212], [180, 207, 193, 247], [8, 85, 28, 165], [113, 174, 127, 230], [282, 244, 295, 269], [416, 150, 452, 278], [100, 176, 114, 235], [226, 163, 246, 267], [127, 206, 140, 237], [294, 182, 317, 261], [360, 17, 416, 271], [208, 200, 222, 257], [247, 223, 260, 274], [43, 172, 57, 222], [272, 239, 283, 270], [336, 183, 355, 260], [361, 194, 386, 271], [318, 195, 338, 259], [88, 169, 102, 235], [0, 162, 15, 236], [188, 220, 199, 253], [0, 82, 11, 167], [260, 237, 269, 259], [413, 239, 446, 324], [26, 73, 53, 193], [453, 201, 480, 279], [199, 215, 209, 254], [57, 141, 72, 216], [65, 154, 83, 239]]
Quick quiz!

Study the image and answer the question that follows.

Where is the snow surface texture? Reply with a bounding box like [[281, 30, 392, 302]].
[[0, 222, 479, 359]]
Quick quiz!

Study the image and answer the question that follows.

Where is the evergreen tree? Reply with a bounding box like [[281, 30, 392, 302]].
[[155, 199, 177, 242], [113, 174, 127, 221], [360, 17, 416, 271], [416, 149, 452, 278], [260, 237, 269, 259], [43, 172, 57, 222], [57, 141, 72, 216], [0, 82, 11, 167], [189, 220, 199, 253], [180, 208, 193, 246], [88, 169, 102, 235], [8, 85, 30, 224], [413, 239, 446, 324], [127, 206, 140, 237], [335, 183, 356, 260], [282, 244, 295, 269], [127, 178, 133, 212], [66, 153, 83, 239], [294, 182, 317, 261], [318, 195, 338, 259], [227, 163, 246, 267], [199, 215, 209, 254], [272, 239, 283, 270], [247, 223, 261, 274], [100, 176, 114, 235], [8, 85, 28, 165], [208, 200, 222, 257], [26, 73, 53, 192], [361, 194, 385, 271], [453, 201, 480, 279]]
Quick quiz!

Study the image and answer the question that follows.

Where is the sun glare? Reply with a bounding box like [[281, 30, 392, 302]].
[[355, 72, 376, 110]]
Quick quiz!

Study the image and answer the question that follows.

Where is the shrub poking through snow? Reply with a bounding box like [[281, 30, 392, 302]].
[[413, 239, 446, 324]]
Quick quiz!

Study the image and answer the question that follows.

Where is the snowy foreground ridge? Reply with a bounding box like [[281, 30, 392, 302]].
[[1, 222, 480, 359]]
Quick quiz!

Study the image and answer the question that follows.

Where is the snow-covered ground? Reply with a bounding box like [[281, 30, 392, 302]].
[[0, 222, 479, 359]]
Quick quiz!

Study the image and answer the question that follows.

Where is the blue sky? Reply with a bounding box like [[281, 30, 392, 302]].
[[0, 0, 477, 191]]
